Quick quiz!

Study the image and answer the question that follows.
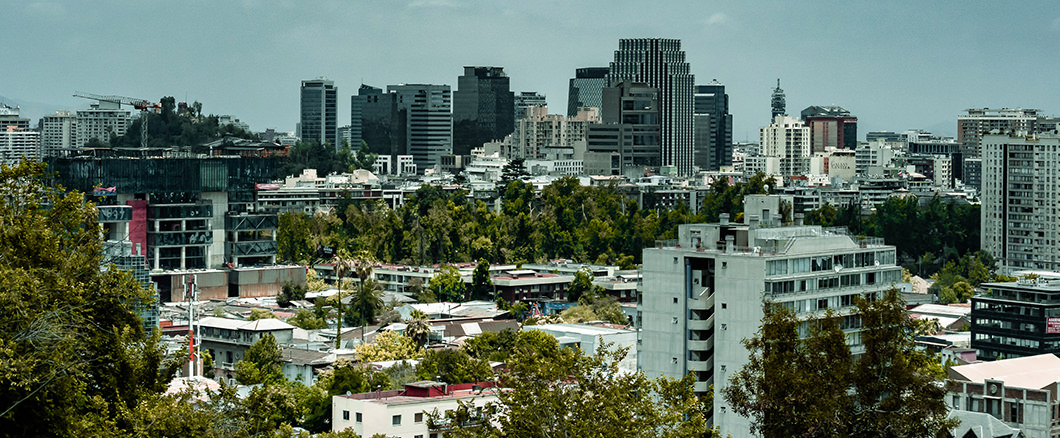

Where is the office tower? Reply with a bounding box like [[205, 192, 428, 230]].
[[75, 102, 131, 148], [513, 91, 547, 121], [771, 79, 786, 119], [586, 81, 662, 173], [801, 105, 857, 152], [0, 103, 31, 131], [453, 66, 514, 155], [760, 115, 810, 179], [866, 131, 901, 143], [694, 80, 733, 171], [971, 279, 1060, 361], [507, 105, 599, 159], [607, 38, 694, 176], [351, 84, 403, 156], [40, 110, 77, 156], [981, 132, 1060, 271], [905, 132, 962, 189], [639, 194, 902, 437], [567, 67, 609, 117], [299, 78, 338, 147], [958, 108, 1059, 158], [388, 84, 452, 171]]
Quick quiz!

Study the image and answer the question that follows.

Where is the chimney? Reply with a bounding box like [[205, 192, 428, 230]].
[[748, 214, 760, 231], [719, 213, 729, 225], [725, 235, 734, 253]]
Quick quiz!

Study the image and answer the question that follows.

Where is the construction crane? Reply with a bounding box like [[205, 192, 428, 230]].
[[73, 92, 161, 148]]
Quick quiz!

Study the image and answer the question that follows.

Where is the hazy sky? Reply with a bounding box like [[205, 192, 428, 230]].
[[5, 1, 1060, 141]]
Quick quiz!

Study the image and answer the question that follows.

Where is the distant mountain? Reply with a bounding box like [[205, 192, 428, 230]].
[[0, 95, 79, 124]]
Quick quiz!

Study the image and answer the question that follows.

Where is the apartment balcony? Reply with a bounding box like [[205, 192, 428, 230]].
[[689, 288, 714, 310], [694, 380, 711, 393], [687, 313, 714, 331], [687, 357, 713, 372], [687, 339, 712, 352]]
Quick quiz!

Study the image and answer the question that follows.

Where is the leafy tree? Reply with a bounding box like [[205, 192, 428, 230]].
[[287, 308, 328, 330], [499, 158, 529, 189], [355, 331, 424, 362], [235, 333, 284, 385], [404, 316, 431, 348], [566, 267, 600, 302], [248, 308, 277, 320], [724, 289, 956, 437], [432, 343, 710, 438], [0, 160, 181, 436], [277, 281, 307, 308], [322, 359, 390, 396], [428, 264, 468, 302], [470, 258, 494, 301], [349, 263, 384, 329], [277, 212, 315, 264], [415, 348, 493, 384]]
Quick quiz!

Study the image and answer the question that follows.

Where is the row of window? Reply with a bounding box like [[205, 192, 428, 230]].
[[766, 250, 895, 276], [765, 269, 900, 295], [341, 411, 425, 425]]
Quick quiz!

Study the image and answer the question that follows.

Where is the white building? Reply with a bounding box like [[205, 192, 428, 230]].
[[760, 115, 810, 180], [947, 354, 1060, 438], [41, 110, 77, 156], [504, 106, 599, 159], [524, 323, 637, 372], [639, 194, 902, 438], [855, 140, 901, 177], [76, 102, 131, 147], [332, 381, 499, 438], [0, 125, 41, 165], [981, 133, 1060, 271]]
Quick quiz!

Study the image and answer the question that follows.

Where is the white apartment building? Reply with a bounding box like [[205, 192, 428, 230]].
[[504, 106, 599, 159], [855, 140, 901, 177], [639, 194, 902, 438], [760, 115, 810, 180], [333, 381, 499, 438], [41, 110, 77, 156], [0, 125, 41, 165], [76, 102, 131, 147], [981, 133, 1060, 271]]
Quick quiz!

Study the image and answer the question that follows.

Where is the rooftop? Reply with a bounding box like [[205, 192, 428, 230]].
[[198, 316, 294, 332], [950, 353, 1060, 389]]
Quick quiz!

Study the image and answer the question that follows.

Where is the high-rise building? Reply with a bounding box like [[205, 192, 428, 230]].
[[513, 91, 547, 121], [299, 78, 338, 147], [639, 194, 902, 437], [607, 38, 694, 176], [351, 84, 402, 156], [971, 278, 1060, 361], [567, 67, 609, 117], [0, 103, 31, 131], [770, 79, 786, 120], [453, 66, 514, 155], [958, 108, 1058, 158], [505, 105, 599, 159], [41, 110, 77, 156], [981, 132, 1060, 271], [388, 84, 452, 171], [760, 115, 810, 179], [75, 102, 130, 148], [694, 80, 733, 171], [0, 125, 41, 165], [801, 105, 857, 152], [586, 81, 662, 173]]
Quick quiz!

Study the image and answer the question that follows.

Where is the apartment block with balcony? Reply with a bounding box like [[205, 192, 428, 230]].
[[198, 316, 295, 384]]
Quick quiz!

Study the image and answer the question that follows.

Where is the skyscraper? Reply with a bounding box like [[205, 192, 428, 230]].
[[567, 67, 609, 117], [694, 80, 733, 171], [453, 66, 514, 155], [771, 79, 786, 120], [40, 110, 77, 156], [760, 115, 810, 179], [801, 105, 858, 152], [957, 108, 1058, 158], [351, 84, 401, 155], [606, 38, 695, 176], [299, 78, 337, 147], [586, 81, 662, 172], [388, 84, 452, 172]]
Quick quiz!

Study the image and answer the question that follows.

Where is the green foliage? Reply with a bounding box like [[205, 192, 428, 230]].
[[404, 316, 431, 348], [278, 140, 358, 178], [415, 348, 493, 384], [277, 281, 307, 308], [286, 308, 328, 330], [566, 267, 600, 303], [235, 333, 284, 385], [461, 329, 564, 364], [930, 250, 998, 303], [724, 289, 957, 437], [247, 308, 277, 321], [470, 258, 494, 301], [322, 359, 390, 396], [0, 160, 182, 436], [108, 97, 258, 149], [277, 212, 316, 264], [432, 343, 710, 438], [428, 264, 468, 302], [355, 331, 424, 362], [560, 294, 628, 325]]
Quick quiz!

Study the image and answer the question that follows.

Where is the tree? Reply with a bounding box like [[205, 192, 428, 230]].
[[432, 342, 710, 438], [287, 308, 328, 330], [348, 263, 384, 331], [428, 264, 468, 302], [415, 348, 492, 384], [470, 258, 494, 301], [277, 282, 307, 308], [566, 267, 598, 303], [0, 160, 181, 436], [724, 289, 956, 437], [235, 333, 284, 385], [355, 331, 424, 362], [404, 315, 431, 348], [247, 308, 277, 321], [323, 359, 390, 396]]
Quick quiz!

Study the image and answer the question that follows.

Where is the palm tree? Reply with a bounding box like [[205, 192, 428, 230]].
[[332, 253, 354, 350], [351, 262, 384, 345], [405, 315, 431, 348]]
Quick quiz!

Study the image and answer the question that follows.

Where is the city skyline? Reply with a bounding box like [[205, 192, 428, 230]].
[[4, 1, 1060, 141]]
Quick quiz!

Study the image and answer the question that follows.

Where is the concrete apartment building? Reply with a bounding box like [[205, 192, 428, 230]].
[[0, 125, 40, 165], [505, 105, 598, 160], [801, 105, 858, 153], [75, 101, 131, 147], [639, 194, 902, 438], [333, 381, 499, 438], [958, 108, 1059, 158], [947, 354, 1060, 438], [40, 110, 77, 156], [980, 133, 1060, 271], [760, 115, 811, 181], [197, 316, 295, 384], [971, 278, 1060, 361]]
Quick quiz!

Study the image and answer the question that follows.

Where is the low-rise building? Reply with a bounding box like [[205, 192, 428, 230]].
[[198, 316, 295, 384], [947, 354, 1060, 438], [332, 381, 499, 438], [971, 278, 1060, 361]]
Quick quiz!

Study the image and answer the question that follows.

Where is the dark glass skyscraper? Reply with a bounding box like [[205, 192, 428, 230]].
[[606, 38, 694, 176], [567, 67, 609, 117], [299, 78, 337, 147], [694, 80, 733, 171], [453, 66, 514, 155]]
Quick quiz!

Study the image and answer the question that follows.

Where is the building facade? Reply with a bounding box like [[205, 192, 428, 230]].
[[0, 125, 41, 165], [694, 80, 733, 171], [75, 102, 131, 147], [300, 78, 338, 147], [980, 133, 1060, 271], [505, 105, 598, 159], [639, 195, 902, 438], [454, 66, 514, 154], [513, 91, 547, 121], [947, 354, 1060, 438], [333, 381, 499, 438], [971, 279, 1060, 361], [607, 38, 695, 176], [958, 108, 1055, 158], [801, 105, 857, 152], [760, 115, 811, 180], [567, 67, 609, 117], [586, 81, 662, 173], [388, 84, 453, 172]]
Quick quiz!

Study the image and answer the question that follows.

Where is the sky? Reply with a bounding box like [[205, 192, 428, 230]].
[[4, 0, 1060, 142]]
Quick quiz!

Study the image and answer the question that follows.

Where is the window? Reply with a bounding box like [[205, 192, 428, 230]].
[[415, 412, 424, 423], [673, 297, 678, 304], [356, 412, 362, 422], [342, 410, 349, 421], [393, 415, 402, 425]]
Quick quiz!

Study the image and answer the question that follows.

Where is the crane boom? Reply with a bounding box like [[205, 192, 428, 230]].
[[73, 92, 161, 148]]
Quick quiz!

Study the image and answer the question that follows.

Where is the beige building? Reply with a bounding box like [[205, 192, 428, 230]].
[[947, 354, 1060, 438]]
